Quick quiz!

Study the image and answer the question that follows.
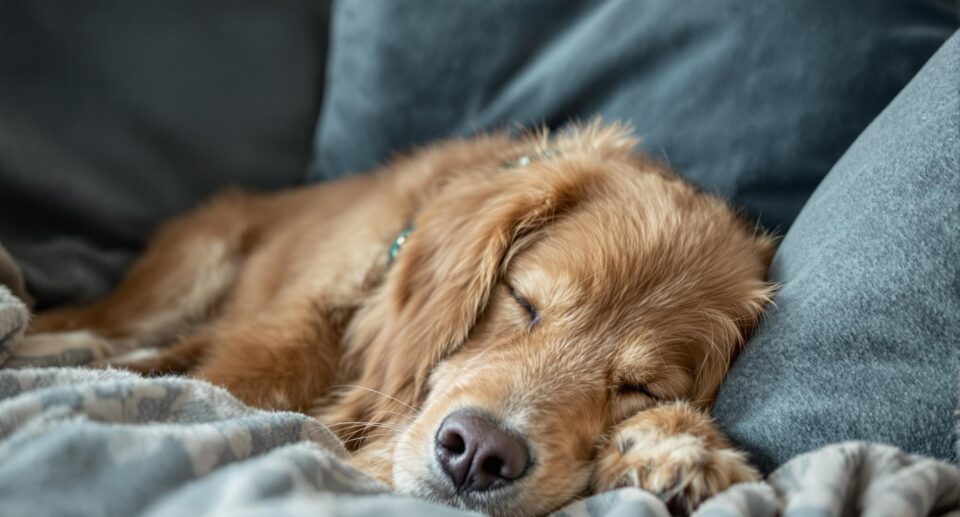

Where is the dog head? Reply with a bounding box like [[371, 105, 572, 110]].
[[335, 122, 775, 516]]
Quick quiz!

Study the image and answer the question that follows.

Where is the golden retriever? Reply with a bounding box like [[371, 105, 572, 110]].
[[24, 121, 775, 515]]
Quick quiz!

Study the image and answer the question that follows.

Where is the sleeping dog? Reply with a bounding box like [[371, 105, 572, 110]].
[[26, 121, 775, 515]]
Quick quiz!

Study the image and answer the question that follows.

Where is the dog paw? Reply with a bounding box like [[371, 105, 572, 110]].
[[591, 403, 760, 515]]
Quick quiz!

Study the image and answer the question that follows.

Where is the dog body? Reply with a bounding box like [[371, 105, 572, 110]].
[[26, 123, 774, 515]]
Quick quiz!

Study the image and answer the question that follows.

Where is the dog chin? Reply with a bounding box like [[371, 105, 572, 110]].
[[395, 480, 530, 517], [392, 437, 530, 517]]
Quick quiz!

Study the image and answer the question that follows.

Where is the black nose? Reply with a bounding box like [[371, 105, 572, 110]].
[[435, 411, 530, 492]]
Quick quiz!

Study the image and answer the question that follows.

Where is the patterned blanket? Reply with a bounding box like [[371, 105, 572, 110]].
[[0, 284, 957, 516]]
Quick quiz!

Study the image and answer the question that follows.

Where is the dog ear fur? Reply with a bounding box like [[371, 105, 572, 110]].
[[331, 157, 599, 443]]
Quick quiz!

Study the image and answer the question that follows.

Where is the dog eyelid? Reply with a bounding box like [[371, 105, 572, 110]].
[[508, 285, 541, 328], [616, 382, 660, 400]]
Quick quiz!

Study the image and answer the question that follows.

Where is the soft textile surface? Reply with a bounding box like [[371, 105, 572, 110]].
[[713, 30, 960, 472], [312, 0, 957, 233], [0, 285, 27, 367], [1, 363, 958, 517], [0, 243, 31, 307], [2, 287, 959, 516], [695, 443, 960, 516], [0, 1, 329, 309]]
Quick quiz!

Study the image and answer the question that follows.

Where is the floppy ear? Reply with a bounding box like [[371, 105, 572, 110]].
[[692, 233, 779, 409], [338, 162, 598, 434]]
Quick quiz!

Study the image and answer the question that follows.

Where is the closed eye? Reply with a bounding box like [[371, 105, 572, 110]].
[[617, 382, 660, 400], [509, 286, 540, 328]]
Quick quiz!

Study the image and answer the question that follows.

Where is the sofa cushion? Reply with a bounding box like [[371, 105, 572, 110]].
[[714, 31, 960, 473], [0, 1, 329, 307], [311, 0, 956, 233]]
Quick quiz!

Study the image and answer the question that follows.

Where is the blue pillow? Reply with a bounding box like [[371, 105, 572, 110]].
[[312, 0, 956, 232], [714, 31, 960, 472]]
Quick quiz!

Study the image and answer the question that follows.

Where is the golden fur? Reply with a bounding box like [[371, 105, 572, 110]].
[[27, 121, 775, 516]]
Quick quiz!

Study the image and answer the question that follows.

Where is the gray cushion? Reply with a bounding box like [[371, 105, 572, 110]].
[[713, 31, 960, 473], [312, 0, 956, 234], [0, 1, 329, 308]]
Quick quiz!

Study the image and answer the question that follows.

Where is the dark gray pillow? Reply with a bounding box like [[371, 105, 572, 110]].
[[312, 0, 956, 234], [0, 1, 329, 308], [714, 31, 960, 473]]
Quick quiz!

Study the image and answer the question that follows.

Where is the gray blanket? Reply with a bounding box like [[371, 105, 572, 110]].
[[1, 283, 958, 516]]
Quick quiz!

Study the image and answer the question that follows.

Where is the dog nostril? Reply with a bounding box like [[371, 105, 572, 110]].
[[481, 455, 504, 476], [438, 429, 466, 454]]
